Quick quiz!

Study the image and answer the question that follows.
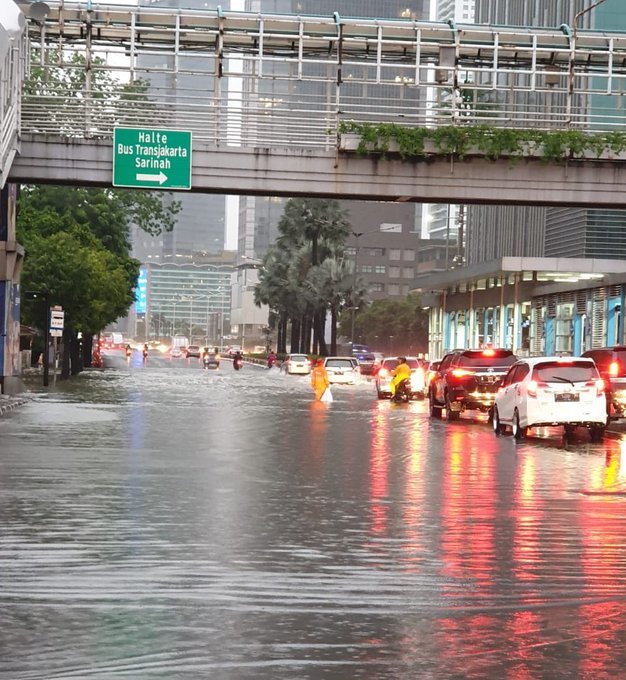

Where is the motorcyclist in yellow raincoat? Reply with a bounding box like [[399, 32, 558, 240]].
[[390, 357, 412, 397]]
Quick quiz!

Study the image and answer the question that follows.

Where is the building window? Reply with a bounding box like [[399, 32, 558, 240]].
[[389, 249, 402, 260], [370, 282, 384, 293], [403, 249, 415, 261], [401, 285, 410, 295], [388, 283, 400, 296], [345, 247, 356, 256], [389, 266, 401, 278], [374, 265, 386, 274], [360, 264, 373, 273], [402, 267, 414, 278], [362, 247, 385, 257]]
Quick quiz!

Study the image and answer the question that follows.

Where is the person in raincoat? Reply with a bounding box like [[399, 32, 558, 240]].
[[311, 358, 330, 401], [390, 356, 412, 397]]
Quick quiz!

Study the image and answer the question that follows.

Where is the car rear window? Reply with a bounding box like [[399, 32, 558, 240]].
[[326, 359, 354, 369], [290, 355, 307, 361], [382, 358, 420, 370], [460, 351, 517, 368], [534, 361, 598, 383]]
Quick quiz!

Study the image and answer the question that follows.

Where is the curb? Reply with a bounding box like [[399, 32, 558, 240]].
[[0, 398, 29, 416]]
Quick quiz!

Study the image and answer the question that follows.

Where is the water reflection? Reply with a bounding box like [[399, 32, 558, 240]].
[[2, 366, 626, 678]]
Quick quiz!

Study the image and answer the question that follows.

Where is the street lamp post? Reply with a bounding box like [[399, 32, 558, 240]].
[[349, 225, 396, 348], [350, 231, 363, 348]]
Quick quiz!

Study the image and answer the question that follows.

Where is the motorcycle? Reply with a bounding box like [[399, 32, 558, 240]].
[[233, 357, 243, 371], [267, 355, 277, 369], [391, 378, 412, 403]]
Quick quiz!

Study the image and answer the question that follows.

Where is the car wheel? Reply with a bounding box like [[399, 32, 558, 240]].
[[492, 406, 506, 435], [445, 392, 460, 421], [429, 390, 442, 418], [590, 425, 605, 443], [512, 409, 526, 440]]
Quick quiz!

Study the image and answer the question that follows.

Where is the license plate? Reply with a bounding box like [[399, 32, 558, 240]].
[[555, 392, 579, 402]]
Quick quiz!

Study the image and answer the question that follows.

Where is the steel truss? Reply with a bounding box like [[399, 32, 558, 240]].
[[22, 2, 626, 147]]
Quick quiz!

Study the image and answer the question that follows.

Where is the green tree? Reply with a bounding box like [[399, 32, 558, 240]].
[[18, 185, 179, 376], [256, 198, 352, 355], [21, 225, 139, 377], [339, 295, 429, 356]]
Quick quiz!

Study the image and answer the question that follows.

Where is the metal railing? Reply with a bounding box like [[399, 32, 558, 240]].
[[18, 3, 626, 149], [0, 4, 27, 188]]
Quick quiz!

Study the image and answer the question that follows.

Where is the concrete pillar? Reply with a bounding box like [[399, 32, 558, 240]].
[[0, 184, 24, 393], [512, 275, 521, 353], [498, 277, 506, 348]]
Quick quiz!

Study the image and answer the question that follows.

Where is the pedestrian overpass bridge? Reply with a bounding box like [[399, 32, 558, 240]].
[[4, 1, 626, 391], [4, 1, 626, 206]]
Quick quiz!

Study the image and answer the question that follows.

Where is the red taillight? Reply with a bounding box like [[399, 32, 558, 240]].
[[527, 380, 548, 398], [609, 361, 620, 377], [451, 368, 474, 378], [596, 378, 605, 395], [482, 349, 495, 356]]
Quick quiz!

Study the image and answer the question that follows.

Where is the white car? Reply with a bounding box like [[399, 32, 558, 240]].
[[375, 357, 426, 399], [492, 356, 607, 441], [323, 356, 360, 385], [280, 353, 311, 375]]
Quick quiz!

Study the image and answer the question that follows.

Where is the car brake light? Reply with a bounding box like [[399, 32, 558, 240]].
[[609, 361, 620, 377], [527, 380, 548, 398], [451, 368, 474, 378], [482, 349, 495, 356]]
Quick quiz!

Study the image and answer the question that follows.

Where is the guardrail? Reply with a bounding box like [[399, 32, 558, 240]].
[[18, 3, 626, 149]]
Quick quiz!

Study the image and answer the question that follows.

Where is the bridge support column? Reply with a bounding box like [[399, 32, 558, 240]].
[[0, 184, 24, 394]]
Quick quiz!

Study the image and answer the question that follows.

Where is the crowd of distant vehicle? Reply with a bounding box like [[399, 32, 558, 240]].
[[100, 334, 622, 441]]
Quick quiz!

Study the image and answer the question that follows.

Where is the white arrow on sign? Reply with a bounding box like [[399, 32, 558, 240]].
[[136, 171, 168, 185]]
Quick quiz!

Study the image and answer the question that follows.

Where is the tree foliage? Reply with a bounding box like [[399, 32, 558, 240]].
[[339, 295, 429, 356], [255, 198, 356, 355], [18, 185, 179, 376]]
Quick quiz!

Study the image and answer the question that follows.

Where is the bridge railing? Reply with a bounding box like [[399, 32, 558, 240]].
[[0, 3, 27, 188], [20, 4, 626, 148]]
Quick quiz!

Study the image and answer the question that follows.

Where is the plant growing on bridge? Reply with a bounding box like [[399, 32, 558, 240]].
[[338, 121, 626, 164]]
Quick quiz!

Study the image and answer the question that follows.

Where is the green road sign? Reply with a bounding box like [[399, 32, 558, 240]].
[[113, 127, 192, 190]]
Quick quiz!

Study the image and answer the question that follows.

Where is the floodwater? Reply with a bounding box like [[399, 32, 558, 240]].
[[2, 352, 626, 679]]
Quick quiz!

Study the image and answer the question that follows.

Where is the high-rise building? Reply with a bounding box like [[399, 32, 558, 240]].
[[423, 1, 475, 247], [132, 0, 232, 265], [465, 0, 626, 266]]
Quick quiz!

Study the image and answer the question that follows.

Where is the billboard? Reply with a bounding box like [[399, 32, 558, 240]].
[[135, 267, 148, 313]]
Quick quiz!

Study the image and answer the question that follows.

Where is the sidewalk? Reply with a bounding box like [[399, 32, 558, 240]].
[[0, 394, 29, 416]]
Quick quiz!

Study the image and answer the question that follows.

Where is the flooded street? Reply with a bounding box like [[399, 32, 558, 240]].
[[2, 354, 626, 679]]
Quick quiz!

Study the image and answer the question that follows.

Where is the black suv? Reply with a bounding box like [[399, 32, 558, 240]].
[[429, 349, 517, 421], [581, 346, 626, 420]]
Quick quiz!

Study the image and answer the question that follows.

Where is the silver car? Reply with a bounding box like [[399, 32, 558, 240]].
[[323, 356, 360, 385]]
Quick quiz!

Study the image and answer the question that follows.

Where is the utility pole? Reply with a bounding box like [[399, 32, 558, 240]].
[[350, 231, 363, 348]]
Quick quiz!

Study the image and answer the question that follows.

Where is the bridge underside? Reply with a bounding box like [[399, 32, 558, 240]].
[[9, 134, 626, 208]]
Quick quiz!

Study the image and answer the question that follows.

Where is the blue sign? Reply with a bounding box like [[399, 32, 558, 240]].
[[135, 267, 148, 313]]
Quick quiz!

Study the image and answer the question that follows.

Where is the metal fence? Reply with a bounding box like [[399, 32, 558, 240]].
[[0, 5, 28, 188], [19, 2, 626, 148]]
